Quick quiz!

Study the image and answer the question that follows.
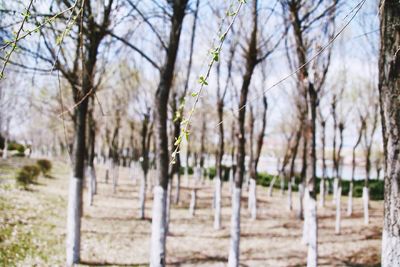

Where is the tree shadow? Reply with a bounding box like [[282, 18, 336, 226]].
[[168, 254, 227, 266], [341, 262, 380, 267], [84, 213, 152, 223], [80, 260, 147, 266]]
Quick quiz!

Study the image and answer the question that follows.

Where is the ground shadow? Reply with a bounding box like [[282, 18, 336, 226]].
[[80, 260, 148, 266]]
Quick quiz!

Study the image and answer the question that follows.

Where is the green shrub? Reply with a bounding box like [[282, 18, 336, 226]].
[[16, 165, 40, 189], [179, 166, 193, 175], [36, 159, 52, 175], [7, 142, 25, 153], [207, 167, 216, 179]]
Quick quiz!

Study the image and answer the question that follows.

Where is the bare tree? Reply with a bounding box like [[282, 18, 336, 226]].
[[282, 0, 338, 264], [361, 102, 379, 225], [347, 115, 366, 216], [150, 2, 188, 265]]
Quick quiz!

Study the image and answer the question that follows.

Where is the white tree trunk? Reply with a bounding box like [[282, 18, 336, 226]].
[[347, 182, 353, 216], [150, 185, 167, 267], [92, 167, 97, 195], [66, 177, 82, 266], [174, 173, 180, 205], [382, 229, 400, 267], [214, 177, 222, 230], [319, 179, 325, 207], [332, 177, 338, 204], [363, 186, 369, 225], [228, 187, 241, 267], [298, 183, 304, 219], [244, 172, 249, 190], [301, 187, 309, 244], [302, 189, 318, 267], [249, 178, 257, 220], [2, 138, 8, 159], [87, 166, 96, 206], [268, 176, 277, 197], [288, 179, 292, 211], [139, 174, 147, 219], [189, 189, 197, 217], [105, 158, 110, 183], [335, 186, 342, 235]]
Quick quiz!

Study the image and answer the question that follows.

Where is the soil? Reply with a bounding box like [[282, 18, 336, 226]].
[[0, 158, 382, 266]]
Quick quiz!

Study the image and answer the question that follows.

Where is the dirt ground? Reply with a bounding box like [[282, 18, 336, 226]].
[[0, 159, 382, 266]]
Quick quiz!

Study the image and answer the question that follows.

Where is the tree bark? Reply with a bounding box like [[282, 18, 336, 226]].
[[379, 2, 400, 264]]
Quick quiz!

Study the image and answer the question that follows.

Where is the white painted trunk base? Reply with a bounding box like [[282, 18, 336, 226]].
[[112, 164, 119, 193], [302, 189, 318, 267], [332, 178, 339, 204], [189, 189, 197, 217], [268, 176, 277, 197], [105, 159, 110, 183], [87, 166, 96, 206], [150, 186, 167, 267], [382, 229, 400, 267], [139, 174, 147, 219], [214, 177, 222, 230], [298, 183, 304, 219], [2, 138, 8, 159], [288, 179, 292, 211], [228, 187, 241, 267], [362, 186, 369, 225], [174, 174, 180, 204], [347, 182, 353, 216], [249, 178, 257, 220], [335, 187, 342, 235], [66, 177, 82, 266]]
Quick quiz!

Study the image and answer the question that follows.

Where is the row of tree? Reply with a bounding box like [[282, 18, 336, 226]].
[[0, 0, 399, 266]]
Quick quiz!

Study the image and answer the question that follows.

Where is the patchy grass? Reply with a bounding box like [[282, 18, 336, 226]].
[[0, 158, 69, 266]]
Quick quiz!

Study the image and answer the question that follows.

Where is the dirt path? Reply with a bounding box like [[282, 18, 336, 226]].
[[79, 164, 381, 267], [1, 159, 382, 266]]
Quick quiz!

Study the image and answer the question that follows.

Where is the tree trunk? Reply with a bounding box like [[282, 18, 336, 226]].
[[379, 2, 400, 264], [288, 178, 293, 210], [362, 186, 369, 225], [150, 2, 187, 265], [249, 178, 257, 220], [347, 182, 353, 216], [228, 0, 258, 263], [319, 121, 326, 207], [139, 173, 147, 219], [228, 187, 241, 267], [66, 99, 88, 266], [214, 177, 222, 229], [189, 188, 197, 217], [174, 172, 180, 205], [268, 175, 277, 197], [335, 186, 342, 234], [2, 137, 8, 159]]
